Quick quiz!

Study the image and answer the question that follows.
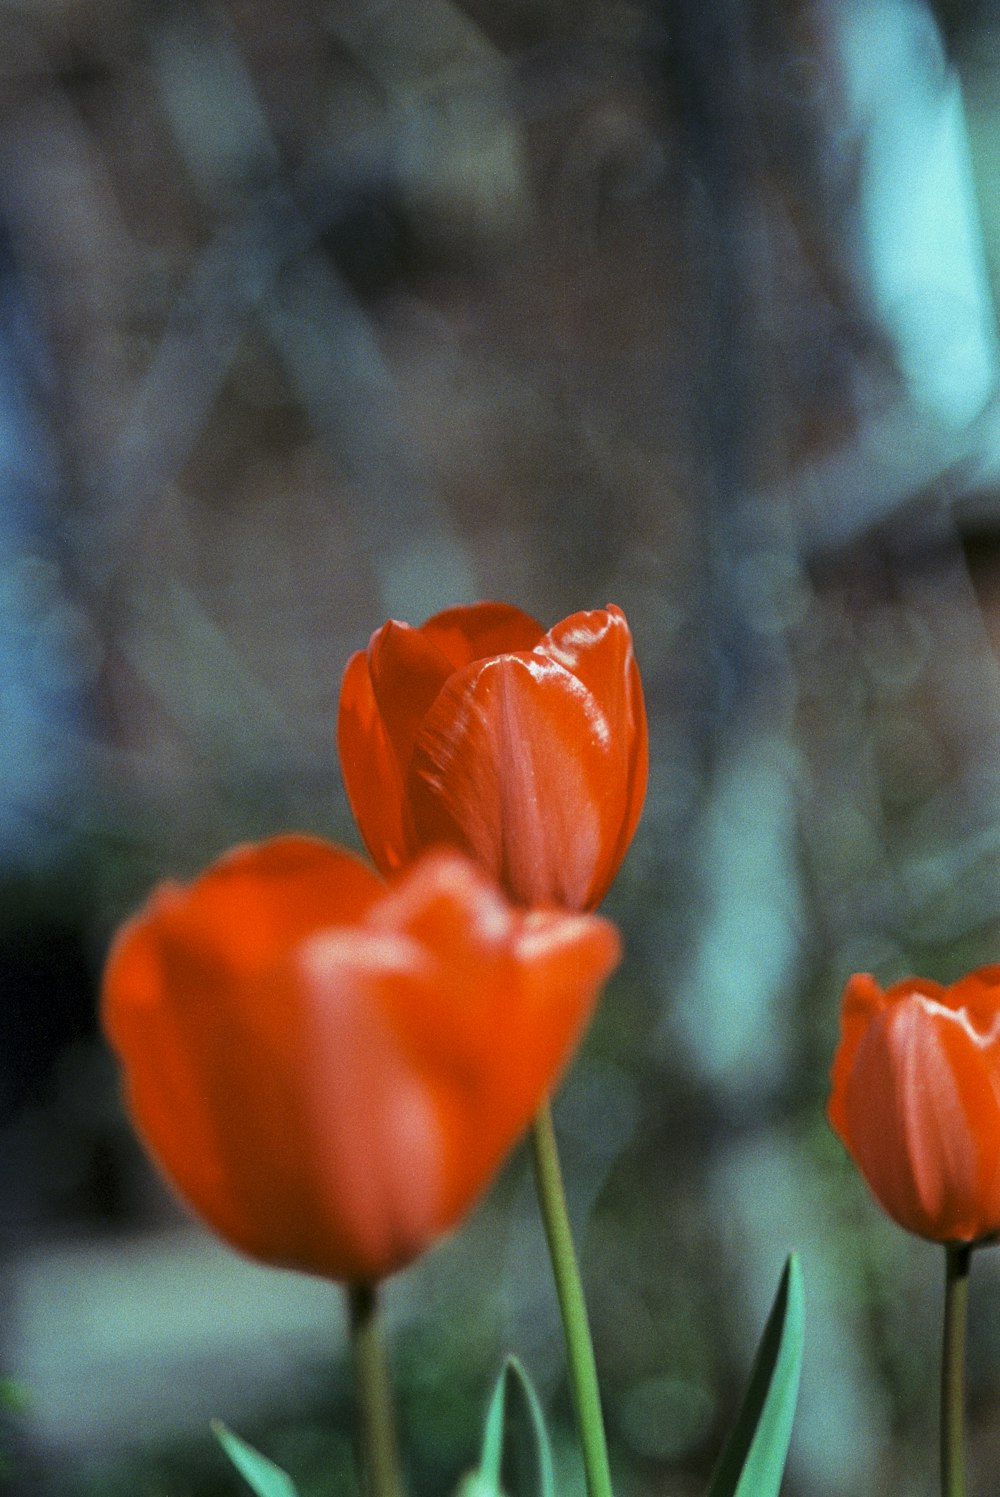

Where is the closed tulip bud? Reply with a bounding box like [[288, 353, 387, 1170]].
[[828, 968, 1000, 1244], [337, 601, 648, 911], [102, 837, 620, 1283]]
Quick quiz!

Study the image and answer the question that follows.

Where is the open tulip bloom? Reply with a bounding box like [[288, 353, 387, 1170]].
[[102, 836, 620, 1284], [338, 602, 648, 911], [829, 967, 1000, 1497], [103, 834, 624, 1497]]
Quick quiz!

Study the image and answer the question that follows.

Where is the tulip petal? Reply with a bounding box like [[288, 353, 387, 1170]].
[[103, 889, 257, 1252], [102, 838, 386, 1272], [107, 914, 329, 1269], [945, 967, 1000, 1060], [540, 606, 648, 889], [293, 931, 446, 1280], [103, 837, 622, 1284], [338, 602, 645, 908], [337, 611, 544, 878], [540, 606, 635, 709], [407, 652, 629, 909], [361, 850, 620, 1229], [827, 973, 891, 1142], [162, 836, 383, 971], [367, 622, 457, 771], [338, 650, 410, 874], [419, 602, 544, 668], [430, 902, 620, 1224], [367, 847, 518, 996], [509, 907, 622, 1091], [366, 853, 524, 1129], [844, 992, 1000, 1241]]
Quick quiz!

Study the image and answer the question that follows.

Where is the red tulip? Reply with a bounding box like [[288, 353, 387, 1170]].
[[337, 601, 647, 910], [828, 968, 1000, 1243], [102, 836, 620, 1283]]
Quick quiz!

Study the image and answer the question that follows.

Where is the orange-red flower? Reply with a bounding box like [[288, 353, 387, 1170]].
[[829, 968, 1000, 1243], [102, 836, 620, 1283], [337, 601, 647, 910]]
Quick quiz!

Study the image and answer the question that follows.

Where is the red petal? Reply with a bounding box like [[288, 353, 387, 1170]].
[[291, 931, 447, 1279], [367, 853, 523, 1099], [103, 890, 257, 1252], [366, 852, 619, 1232], [540, 606, 648, 895], [621, 645, 649, 870], [167, 836, 382, 965], [368, 848, 517, 991], [943, 966, 1000, 1045], [101, 838, 387, 1275], [407, 649, 633, 908], [367, 621, 456, 769], [844, 993, 1000, 1241], [420, 602, 544, 669], [434, 904, 619, 1227], [338, 649, 410, 874], [507, 907, 621, 1091], [539, 606, 630, 696], [827, 973, 890, 1144]]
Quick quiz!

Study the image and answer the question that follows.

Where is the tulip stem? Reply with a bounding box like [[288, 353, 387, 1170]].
[[941, 1243, 972, 1497], [347, 1282, 405, 1497], [530, 1101, 614, 1497]]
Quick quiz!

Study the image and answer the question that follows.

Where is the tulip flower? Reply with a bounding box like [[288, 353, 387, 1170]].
[[102, 836, 620, 1283], [337, 601, 647, 911], [828, 967, 1000, 1244]]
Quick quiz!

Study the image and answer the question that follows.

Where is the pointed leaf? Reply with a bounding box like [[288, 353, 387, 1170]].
[[212, 1421, 301, 1497], [465, 1356, 555, 1497], [705, 1253, 804, 1497]]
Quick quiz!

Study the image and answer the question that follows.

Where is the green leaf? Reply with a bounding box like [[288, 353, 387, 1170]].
[[461, 1356, 556, 1497], [212, 1420, 301, 1497], [705, 1253, 804, 1497]]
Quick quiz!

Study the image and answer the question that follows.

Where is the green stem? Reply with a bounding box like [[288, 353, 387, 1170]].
[[941, 1243, 972, 1497], [530, 1101, 614, 1497], [347, 1282, 405, 1497]]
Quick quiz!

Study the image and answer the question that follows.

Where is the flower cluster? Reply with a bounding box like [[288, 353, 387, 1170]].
[[103, 603, 647, 1283], [101, 590, 1000, 1497]]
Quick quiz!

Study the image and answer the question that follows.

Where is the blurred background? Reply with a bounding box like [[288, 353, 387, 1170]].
[[5, 0, 1000, 1491]]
